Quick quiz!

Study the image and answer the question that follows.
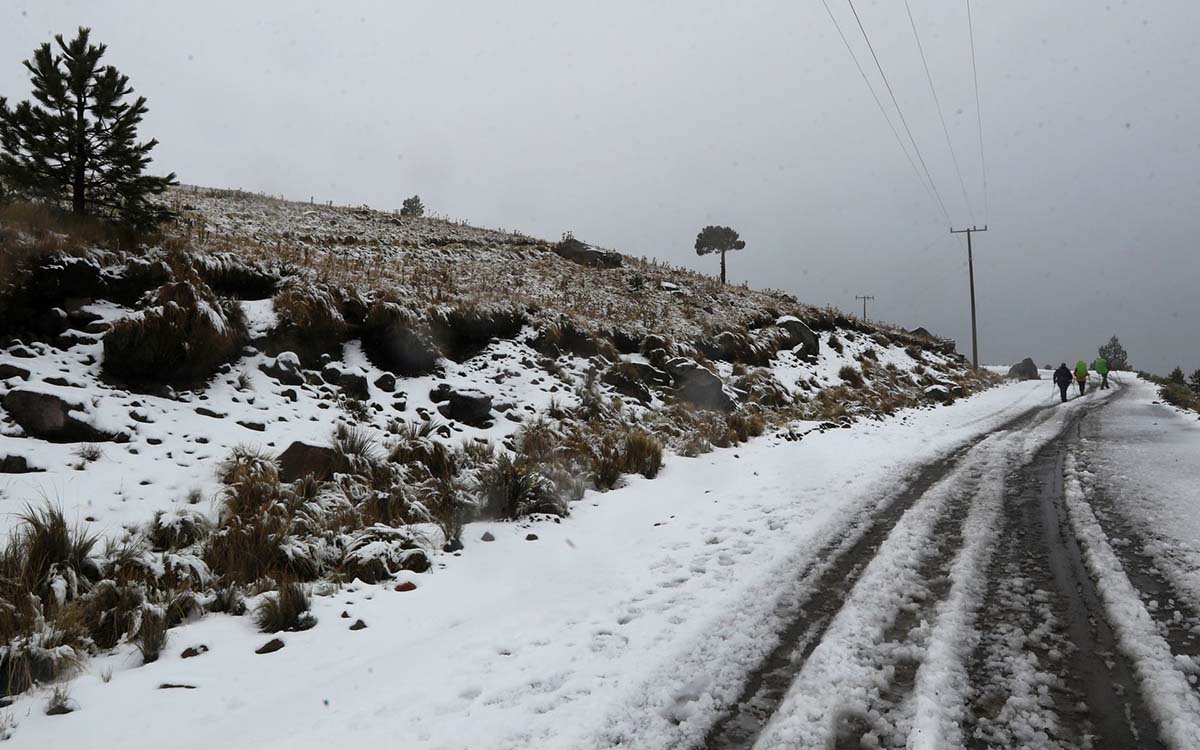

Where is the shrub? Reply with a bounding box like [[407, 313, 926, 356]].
[[331, 424, 380, 477], [45, 684, 74, 715], [417, 476, 475, 546], [2, 505, 99, 607], [0, 602, 84, 697], [339, 526, 431, 583], [254, 582, 316, 633], [838, 365, 864, 388], [102, 276, 248, 388], [515, 418, 559, 464], [623, 430, 664, 479], [135, 607, 168, 664], [147, 510, 211, 551], [476, 455, 565, 519], [78, 579, 144, 649], [389, 423, 456, 481]]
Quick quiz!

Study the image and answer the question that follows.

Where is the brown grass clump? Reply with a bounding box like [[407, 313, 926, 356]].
[[837, 365, 864, 388], [254, 581, 315, 633], [268, 282, 354, 364], [361, 300, 441, 375]]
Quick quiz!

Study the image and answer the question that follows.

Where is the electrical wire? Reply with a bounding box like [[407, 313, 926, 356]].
[[818, 0, 939, 213], [903, 0, 975, 224], [966, 0, 990, 224], [846, 0, 952, 226]]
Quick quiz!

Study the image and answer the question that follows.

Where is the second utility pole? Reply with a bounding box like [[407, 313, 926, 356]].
[[855, 294, 875, 321], [950, 225, 987, 369]]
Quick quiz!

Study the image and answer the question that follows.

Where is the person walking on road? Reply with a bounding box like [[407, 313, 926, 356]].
[[1054, 363, 1073, 402], [1075, 360, 1089, 397], [1094, 356, 1110, 389]]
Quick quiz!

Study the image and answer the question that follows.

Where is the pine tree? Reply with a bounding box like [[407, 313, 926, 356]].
[[1098, 335, 1129, 370], [0, 27, 175, 228], [1167, 366, 1186, 385], [400, 194, 425, 218], [694, 225, 746, 284], [1189, 369, 1200, 395]]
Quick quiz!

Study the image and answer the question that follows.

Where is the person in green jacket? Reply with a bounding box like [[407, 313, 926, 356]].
[[1075, 360, 1089, 396], [1093, 356, 1110, 389]]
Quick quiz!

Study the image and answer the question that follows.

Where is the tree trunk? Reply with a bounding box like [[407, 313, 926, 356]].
[[720, 249, 726, 284], [72, 96, 86, 215]]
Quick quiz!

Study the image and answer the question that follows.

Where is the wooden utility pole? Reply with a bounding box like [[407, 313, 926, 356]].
[[950, 225, 987, 369], [855, 295, 875, 321]]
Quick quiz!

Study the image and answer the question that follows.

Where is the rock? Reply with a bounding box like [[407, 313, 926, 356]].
[[1007, 357, 1041, 381], [349, 619, 367, 631], [429, 383, 452, 403], [83, 320, 112, 334], [255, 638, 285, 654], [437, 389, 493, 426], [181, 645, 209, 659], [8, 345, 35, 359], [259, 352, 305, 386], [552, 236, 623, 268], [280, 388, 298, 402], [923, 384, 954, 405], [443, 538, 464, 553], [157, 683, 197, 690], [37, 308, 70, 337], [481, 531, 496, 542], [195, 406, 226, 419], [525, 533, 539, 541], [1, 455, 41, 473], [336, 371, 370, 400], [237, 420, 266, 432], [43, 376, 79, 388], [395, 581, 418, 592], [374, 372, 396, 392], [2, 389, 121, 442], [775, 316, 820, 361], [278, 441, 336, 482], [663, 357, 736, 412], [0, 363, 31, 380]]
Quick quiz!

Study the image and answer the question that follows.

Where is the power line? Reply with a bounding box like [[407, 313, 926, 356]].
[[903, 0, 975, 224], [966, 0, 990, 224], [817, 0, 938, 214], [846, 0, 952, 226], [855, 294, 876, 321]]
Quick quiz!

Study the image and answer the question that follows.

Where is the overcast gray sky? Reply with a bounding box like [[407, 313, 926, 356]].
[[4, 1, 1198, 375]]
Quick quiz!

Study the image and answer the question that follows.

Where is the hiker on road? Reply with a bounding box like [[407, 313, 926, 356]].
[[1054, 363, 1073, 402], [1075, 360, 1089, 397], [1094, 356, 1110, 389]]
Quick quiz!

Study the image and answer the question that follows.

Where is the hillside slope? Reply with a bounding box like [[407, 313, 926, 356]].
[[0, 189, 993, 736]]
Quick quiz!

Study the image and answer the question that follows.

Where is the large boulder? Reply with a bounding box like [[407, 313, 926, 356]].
[[1007, 358, 1041, 381], [259, 352, 305, 386], [437, 388, 493, 426], [776, 316, 820, 361], [278, 441, 336, 483], [2, 389, 122, 442], [663, 357, 736, 412]]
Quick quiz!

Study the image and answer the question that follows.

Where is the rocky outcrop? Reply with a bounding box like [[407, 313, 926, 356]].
[[552, 236, 622, 269], [776, 316, 820, 361], [2, 389, 123, 442], [663, 357, 736, 412]]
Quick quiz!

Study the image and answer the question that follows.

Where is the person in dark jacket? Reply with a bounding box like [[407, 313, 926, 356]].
[[1053, 363, 1073, 402]]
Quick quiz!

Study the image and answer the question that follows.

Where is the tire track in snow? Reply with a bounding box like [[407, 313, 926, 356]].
[[749, 428, 1018, 750], [966, 403, 1169, 749], [584, 404, 1054, 750]]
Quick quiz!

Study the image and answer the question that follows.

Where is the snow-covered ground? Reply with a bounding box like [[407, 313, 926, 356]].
[[2, 380, 1054, 748]]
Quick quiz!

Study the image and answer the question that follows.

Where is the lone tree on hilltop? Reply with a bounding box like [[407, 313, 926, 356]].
[[0, 27, 175, 228], [400, 194, 425, 218], [694, 225, 745, 285], [1098, 335, 1129, 370]]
